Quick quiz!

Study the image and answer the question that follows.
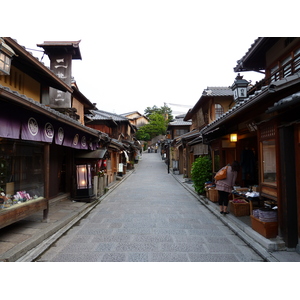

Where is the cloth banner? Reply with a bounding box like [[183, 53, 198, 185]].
[[0, 106, 21, 139], [21, 113, 54, 143]]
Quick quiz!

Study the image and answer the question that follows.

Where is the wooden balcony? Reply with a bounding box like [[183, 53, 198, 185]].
[[248, 53, 300, 94]]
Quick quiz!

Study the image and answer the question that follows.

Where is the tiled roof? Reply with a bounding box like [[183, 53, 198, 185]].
[[267, 91, 300, 113], [201, 86, 269, 134], [202, 87, 233, 97], [168, 118, 192, 126], [87, 110, 129, 122], [202, 72, 300, 135]]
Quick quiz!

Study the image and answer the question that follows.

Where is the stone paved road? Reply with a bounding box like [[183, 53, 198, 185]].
[[36, 151, 264, 262]]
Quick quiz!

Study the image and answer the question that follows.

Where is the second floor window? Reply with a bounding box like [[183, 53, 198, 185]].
[[215, 104, 224, 119], [174, 129, 189, 137]]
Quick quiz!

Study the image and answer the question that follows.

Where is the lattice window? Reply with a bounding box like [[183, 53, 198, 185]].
[[260, 123, 275, 140], [215, 104, 224, 119]]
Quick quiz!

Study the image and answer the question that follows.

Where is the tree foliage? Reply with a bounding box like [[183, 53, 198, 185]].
[[136, 104, 173, 140], [144, 104, 173, 123]]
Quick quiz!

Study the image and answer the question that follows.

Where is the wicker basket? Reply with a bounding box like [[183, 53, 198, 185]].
[[229, 199, 250, 216], [208, 188, 218, 203]]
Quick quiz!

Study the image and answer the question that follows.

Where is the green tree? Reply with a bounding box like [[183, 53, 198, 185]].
[[136, 104, 173, 141], [136, 113, 167, 139], [191, 156, 212, 194], [135, 127, 151, 141], [144, 104, 173, 123]]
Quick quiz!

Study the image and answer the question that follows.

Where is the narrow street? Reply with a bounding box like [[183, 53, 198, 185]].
[[36, 151, 264, 262]]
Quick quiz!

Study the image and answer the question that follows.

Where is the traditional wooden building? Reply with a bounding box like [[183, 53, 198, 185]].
[[172, 87, 233, 177], [167, 116, 191, 174], [201, 37, 300, 250], [0, 38, 102, 229], [120, 111, 149, 129], [85, 110, 141, 184]]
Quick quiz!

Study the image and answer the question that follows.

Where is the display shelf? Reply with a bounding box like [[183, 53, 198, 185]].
[[0, 197, 47, 230]]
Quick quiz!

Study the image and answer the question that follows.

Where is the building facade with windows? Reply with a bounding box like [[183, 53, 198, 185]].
[[171, 87, 233, 178], [0, 38, 103, 229], [201, 37, 300, 250]]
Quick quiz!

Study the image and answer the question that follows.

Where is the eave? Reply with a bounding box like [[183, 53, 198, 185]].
[[234, 37, 280, 72], [0, 85, 99, 137]]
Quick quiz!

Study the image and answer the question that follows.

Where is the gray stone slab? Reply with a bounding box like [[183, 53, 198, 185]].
[[36, 153, 264, 262]]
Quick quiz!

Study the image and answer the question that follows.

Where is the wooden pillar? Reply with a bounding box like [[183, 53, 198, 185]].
[[279, 126, 298, 248], [43, 144, 50, 222], [295, 124, 300, 252]]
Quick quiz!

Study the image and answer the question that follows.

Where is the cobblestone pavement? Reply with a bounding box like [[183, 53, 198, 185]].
[[36, 152, 264, 262]]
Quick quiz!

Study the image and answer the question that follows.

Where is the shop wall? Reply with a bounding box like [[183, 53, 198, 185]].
[[72, 97, 84, 125], [88, 124, 112, 136], [23, 74, 40, 101], [0, 66, 40, 102]]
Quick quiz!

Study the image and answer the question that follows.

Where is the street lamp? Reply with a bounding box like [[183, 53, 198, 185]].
[[0, 38, 15, 75], [76, 164, 94, 199], [231, 73, 249, 102]]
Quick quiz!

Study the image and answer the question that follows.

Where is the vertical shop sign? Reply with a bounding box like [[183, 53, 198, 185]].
[[49, 54, 72, 108]]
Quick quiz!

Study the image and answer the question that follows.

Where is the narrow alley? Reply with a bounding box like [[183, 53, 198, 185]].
[[36, 151, 263, 262]]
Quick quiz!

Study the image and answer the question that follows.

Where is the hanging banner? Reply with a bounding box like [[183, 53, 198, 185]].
[[1, 102, 98, 149], [0, 106, 21, 139], [21, 115, 42, 141], [54, 126, 65, 145], [21, 113, 54, 143], [61, 125, 91, 149]]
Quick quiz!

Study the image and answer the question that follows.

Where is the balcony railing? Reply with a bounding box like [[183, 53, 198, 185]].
[[248, 53, 300, 94]]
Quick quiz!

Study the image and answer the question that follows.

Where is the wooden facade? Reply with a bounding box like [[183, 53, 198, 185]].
[[200, 37, 300, 250], [0, 38, 101, 229]]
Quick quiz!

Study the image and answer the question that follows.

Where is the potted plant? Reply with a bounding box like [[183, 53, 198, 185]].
[[191, 156, 212, 194]]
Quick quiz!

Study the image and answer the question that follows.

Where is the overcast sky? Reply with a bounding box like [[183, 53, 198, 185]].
[[7, 1, 295, 116]]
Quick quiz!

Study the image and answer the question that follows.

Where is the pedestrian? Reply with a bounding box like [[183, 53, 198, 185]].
[[215, 161, 240, 215]]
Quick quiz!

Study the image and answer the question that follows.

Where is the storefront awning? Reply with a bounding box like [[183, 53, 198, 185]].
[[75, 148, 107, 159]]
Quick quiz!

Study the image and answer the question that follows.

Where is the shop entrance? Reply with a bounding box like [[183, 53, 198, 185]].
[[238, 137, 258, 187], [49, 144, 70, 198]]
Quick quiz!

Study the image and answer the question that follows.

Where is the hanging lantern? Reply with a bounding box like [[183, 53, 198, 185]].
[[0, 38, 16, 75], [230, 133, 238, 142]]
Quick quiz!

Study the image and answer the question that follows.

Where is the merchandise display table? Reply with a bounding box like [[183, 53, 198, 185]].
[[0, 197, 47, 230], [231, 190, 263, 214]]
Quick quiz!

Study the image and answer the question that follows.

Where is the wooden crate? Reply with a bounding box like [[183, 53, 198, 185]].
[[208, 188, 218, 203], [229, 200, 250, 217], [250, 215, 278, 238]]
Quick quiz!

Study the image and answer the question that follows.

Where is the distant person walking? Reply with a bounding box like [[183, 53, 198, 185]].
[[215, 161, 240, 215]]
